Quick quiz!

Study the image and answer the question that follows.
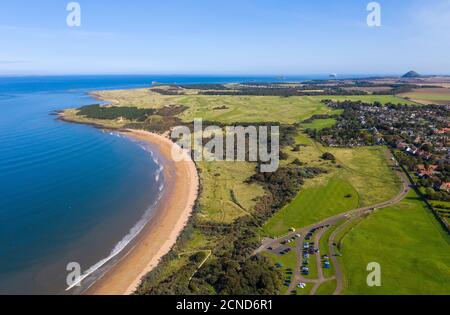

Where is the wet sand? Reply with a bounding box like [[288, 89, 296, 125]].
[[86, 129, 198, 295]]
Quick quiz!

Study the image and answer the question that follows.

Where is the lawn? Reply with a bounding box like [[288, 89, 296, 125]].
[[177, 95, 341, 124], [316, 279, 337, 295], [263, 176, 359, 237], [319, 222, 345, 278], [341, 190, 450, 294]]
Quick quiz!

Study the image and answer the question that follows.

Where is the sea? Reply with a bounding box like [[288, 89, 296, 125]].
[[0, 74, 363, 294]]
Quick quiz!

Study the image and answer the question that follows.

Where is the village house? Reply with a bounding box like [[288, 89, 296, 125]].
[[440, 182, 450, 193], [416, 164, 439, 178]]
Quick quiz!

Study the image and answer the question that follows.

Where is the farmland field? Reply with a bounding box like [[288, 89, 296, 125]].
[[399, 88, 450, 105]]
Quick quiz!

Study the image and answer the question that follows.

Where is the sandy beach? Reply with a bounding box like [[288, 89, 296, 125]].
[[85, 129, 199, 295]]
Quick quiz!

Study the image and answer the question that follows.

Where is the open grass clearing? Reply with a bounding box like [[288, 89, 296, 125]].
[[263, 177, 359, 237], [316, 279, 337, 295]]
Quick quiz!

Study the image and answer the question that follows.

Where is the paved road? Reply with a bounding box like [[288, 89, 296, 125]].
[[256, 157, 412, 295]]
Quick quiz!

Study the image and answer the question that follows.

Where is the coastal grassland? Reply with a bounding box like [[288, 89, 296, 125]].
[[197, 161, 265, 223], [89, 89, 414, 127], [92, 89, 180, 108], [301, 118, 337, 130], [61, 108, 127, 129], [431, 200, 450, 224], [264, 131, 401, 236], [341, 190, 450, 295], [325, 146, 402, 207], [263, 177, 359, 237], [310, 95, 415, 105], [319, 221, 345, 278], [176, 95, 341, 124]]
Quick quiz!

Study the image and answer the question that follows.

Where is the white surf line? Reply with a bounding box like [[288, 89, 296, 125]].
[[66, 132, 165, 292]]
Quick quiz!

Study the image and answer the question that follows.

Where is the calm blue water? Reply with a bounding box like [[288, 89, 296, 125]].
[[0, 74, 366, 295]]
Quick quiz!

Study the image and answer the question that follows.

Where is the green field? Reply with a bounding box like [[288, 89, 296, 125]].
[[301, 118, 337, 130], [316, 280, 337, 295], [197, 161, 265, 223], [90, 90, 413, 125], [263, 251, 298, 294], [310, 95, 415, 105], [177, 95, 341, 124], [264, 177, 359, 236], [341, 190, 450, 294], [319, 223, 344, 278], [64, 88, 447, 296], [402, 92, 450, 101], [327, 146, 402, 207]]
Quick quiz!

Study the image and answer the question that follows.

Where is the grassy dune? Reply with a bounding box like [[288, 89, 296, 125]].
[[316, 280, 337, 295], [326, 146, 402, 207], [197, 161, 264, 223], [341, 190, 450, 295]]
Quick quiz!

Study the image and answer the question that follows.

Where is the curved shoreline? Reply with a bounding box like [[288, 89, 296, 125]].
[[85, 129, 199, 295]]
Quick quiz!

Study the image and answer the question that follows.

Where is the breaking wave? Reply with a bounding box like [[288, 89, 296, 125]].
[[66, 133, 165, 292]]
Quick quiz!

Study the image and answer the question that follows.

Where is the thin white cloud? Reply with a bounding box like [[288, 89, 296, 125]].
[[412, 0, 450, 31]]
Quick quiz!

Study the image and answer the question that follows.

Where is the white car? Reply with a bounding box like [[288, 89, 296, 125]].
[[297, 283, 307, 289]]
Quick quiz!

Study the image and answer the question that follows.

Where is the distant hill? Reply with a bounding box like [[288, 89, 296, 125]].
[[402, 71, 421, 78]]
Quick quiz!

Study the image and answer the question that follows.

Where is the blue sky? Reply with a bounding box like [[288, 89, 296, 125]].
[[1, 0, 450, 75]]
